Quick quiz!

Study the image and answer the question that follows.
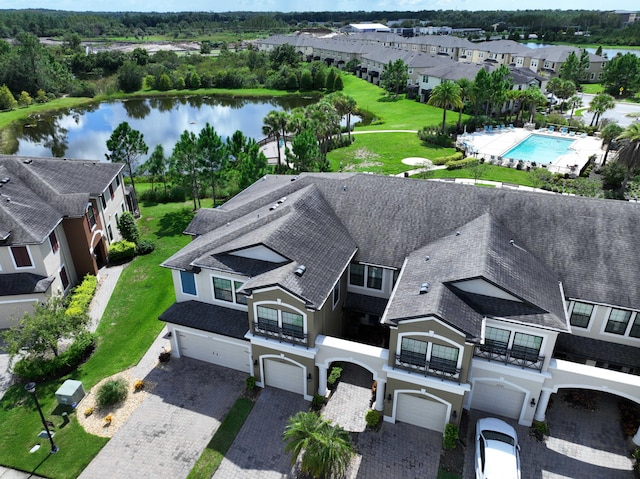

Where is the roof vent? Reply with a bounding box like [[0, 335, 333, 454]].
[[294, 265, 307, 277], [291, 176, 297, 181], [0, 177, 9, 184], [455, 231, 460, 236], [23, 159, 32, 164], [343, 185, 347, 191], [277, 196, 287, 204], [419, 282, 430, 294], [425, 255, 430, 261], [509, 239, 515, 246], [269, 203, 279, 211]]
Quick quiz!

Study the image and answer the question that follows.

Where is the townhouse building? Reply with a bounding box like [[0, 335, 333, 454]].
[[160, 173, 640, 443], [0, 157, 129, 327]]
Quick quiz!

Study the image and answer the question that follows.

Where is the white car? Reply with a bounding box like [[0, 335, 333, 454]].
[[475, 417, 521, 479]]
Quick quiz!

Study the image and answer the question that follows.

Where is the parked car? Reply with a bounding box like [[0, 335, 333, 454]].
[[475, 417, 521, 479]]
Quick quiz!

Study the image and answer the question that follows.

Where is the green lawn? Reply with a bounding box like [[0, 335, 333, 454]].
[[342, 75, 462, 132], [425, 164, 535, 187], [0, 198, 194, 479], [187, 397, 254, 479], [328, 132, 455, 175]]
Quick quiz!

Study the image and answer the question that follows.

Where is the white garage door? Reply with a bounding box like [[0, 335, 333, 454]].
[[471, 382, 525, 420], [177, 331, 251, 373], [264, 359, 304, 395], [396, 393, 448, 432]]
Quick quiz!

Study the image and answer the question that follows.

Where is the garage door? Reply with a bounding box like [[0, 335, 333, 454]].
[[177, 331, 251, 373], [264, 359, 304, 395], [471, 382, 525, 420], [396, 393, 447, 432]]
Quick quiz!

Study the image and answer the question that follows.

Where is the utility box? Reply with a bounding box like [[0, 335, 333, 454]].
[[55, 379, 85, 406]]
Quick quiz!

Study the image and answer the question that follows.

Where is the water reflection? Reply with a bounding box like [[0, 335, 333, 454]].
[[8, 96, 314, 161]]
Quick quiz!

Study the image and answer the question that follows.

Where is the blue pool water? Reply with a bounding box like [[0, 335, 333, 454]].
[[503, 134, 575, 164]]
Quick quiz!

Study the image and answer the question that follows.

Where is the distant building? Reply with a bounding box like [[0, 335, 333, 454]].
[[612, 10, 638, 24], [341, 23, 391, 34]]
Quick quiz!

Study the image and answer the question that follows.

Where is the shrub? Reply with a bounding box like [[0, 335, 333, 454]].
[[446, 156, 478, 170], [327, 366, 343, 388], [12, 332, 95, 381], [159, 349, 171, 362], [365, 409, 380, 428], [418, 127, 454, 147], [443, 423, 459, 450], [96, 378, 128, 407], [133, 379, 144, 392], [65, 274, 97, 317], [312, 394, 324, 410], [139, 185, 187, 204], [108, 240, 136, 263], [116, 211, 140, 243], [84, 407, 94, 417], [104, 414, 113, 424], [432, 152, 464, 166], [245, 376, 257, 391], [135, 239, 155, 255]]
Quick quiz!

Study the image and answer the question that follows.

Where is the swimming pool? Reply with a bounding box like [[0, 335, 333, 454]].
[[502, 134, 575, 164]]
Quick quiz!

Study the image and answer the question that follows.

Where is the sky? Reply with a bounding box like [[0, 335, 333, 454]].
[[4, 0, 640, 13]]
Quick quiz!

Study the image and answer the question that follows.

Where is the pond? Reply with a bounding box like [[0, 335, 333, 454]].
[[522, 42, 640, 59], [4, 95, 316, 161]]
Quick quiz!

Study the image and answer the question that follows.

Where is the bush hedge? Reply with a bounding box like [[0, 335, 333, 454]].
[[65, 274, 97, 317], [432, 152, 464, 166], [139, 186, 187, 204], [446, 156, 478, 170], [108, 240, 137, 263], [135, 239, 156, 256], [12, 332, 96, 381]]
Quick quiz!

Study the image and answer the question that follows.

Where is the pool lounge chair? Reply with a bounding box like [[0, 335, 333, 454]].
[[484, 125, 489, 133], [548, 126, 555, 133], [560, 127, 568, 135], [509, 124, 515, 130], [569, 131, 576, 136]]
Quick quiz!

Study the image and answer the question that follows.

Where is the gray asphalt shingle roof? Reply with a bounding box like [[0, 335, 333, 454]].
[[0, 272, 55, 295], [0, 156, 123, 245], [158, 300, 249, 340], [169, 173, 640, 338]]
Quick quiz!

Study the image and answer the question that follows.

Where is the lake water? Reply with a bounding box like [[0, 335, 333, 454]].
[[6, 95, 315, 161], [522, 42, 640, 59]]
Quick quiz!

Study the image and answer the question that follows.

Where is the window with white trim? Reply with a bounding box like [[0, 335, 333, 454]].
[[332, 281, 340, 307], [484, 326, 510, 354], [234, 281, 248, 305], [349, 263, 384, 291], [570, 302, 593, 328], [282, 311, 304, 338], [212, 276, 246, 305], [49, 231, 59, 254], [11, 246, 33, 268], [349, 263, 364, 286], [400, 337, 427, 366], [180, 271, 197, 296], [605, 308, 632, 335], [256, 306, 279, 332], [60, 266, 69, 290], [629, 316, 640, 338], [86, 203, 97, 229], [430, 344, 459, 372], [511, 332, 543, 361]]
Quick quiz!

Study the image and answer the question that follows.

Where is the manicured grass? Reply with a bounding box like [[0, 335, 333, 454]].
[[0, 199, 194, 479], [187, 398, 254, 479], [343, 74, 463, 132], [328, 132, 455, 175], [425, 164, 535, 187], [438, 468, 461, 479], [580, 83, 604, 94]]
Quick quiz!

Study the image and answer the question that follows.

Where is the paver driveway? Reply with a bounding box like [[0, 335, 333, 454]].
[[79, 358, 245, 479], [214, 388, 309, 479], [463, 391, 635, 479]]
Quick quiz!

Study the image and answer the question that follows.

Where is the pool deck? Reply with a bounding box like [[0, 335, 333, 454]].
[[458, 128, 603, 175]]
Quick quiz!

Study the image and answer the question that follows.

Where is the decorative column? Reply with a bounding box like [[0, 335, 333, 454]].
[[317, 364, 328, 396], [374, 379, 386, 411], [534, 389, 552, 422]]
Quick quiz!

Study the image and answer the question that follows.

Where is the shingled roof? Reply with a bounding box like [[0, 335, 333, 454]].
[[171, 173, 640, 336], [0, 157, 123, 245]]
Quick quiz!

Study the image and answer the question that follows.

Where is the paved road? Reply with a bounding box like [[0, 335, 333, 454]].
[[578, 93, 639, 127]]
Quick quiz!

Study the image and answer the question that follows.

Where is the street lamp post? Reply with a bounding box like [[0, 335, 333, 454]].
[[24, 382, 58, 454]]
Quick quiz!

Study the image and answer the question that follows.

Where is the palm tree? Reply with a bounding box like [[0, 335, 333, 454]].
[[262, 110, 289, 168], [524, 87, 548, 124], [455, 78, 472, 128], [588, 93, 616, 127], [600, 122, 624, 165], [283, 411, 354, 479], [566, 94, 583, 123], [615, 122, 640, 191], [329, 92, 358, 143], [427, 80, 463, 134]]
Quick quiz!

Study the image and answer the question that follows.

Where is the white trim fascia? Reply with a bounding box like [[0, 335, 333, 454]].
[[383, 365, 470, 394], [0, 298, 40, 305], [566, 297, 639, 313], [316, 248, 357, 311], [398, 315, 467, 337], [485, 315, 567, 333], [245, 332, 318, 360], [380, 256, 408, 324]]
